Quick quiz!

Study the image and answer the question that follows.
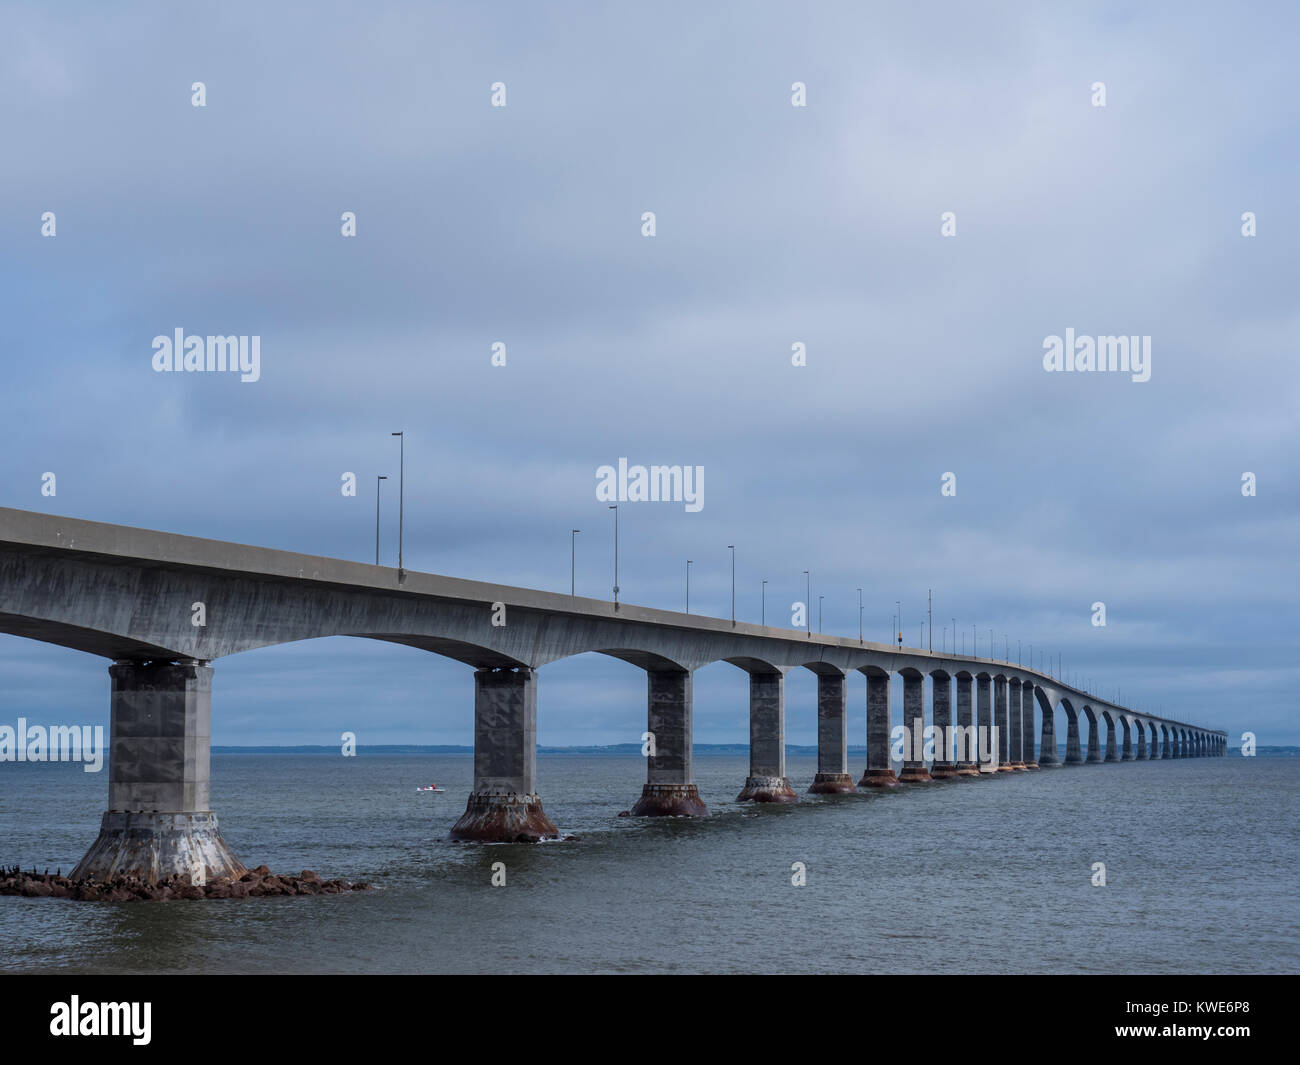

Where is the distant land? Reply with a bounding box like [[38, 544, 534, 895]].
[[212, 744, 1298, 756]]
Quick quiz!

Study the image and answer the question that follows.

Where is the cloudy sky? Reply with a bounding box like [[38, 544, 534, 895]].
[[1, 1, 1296, 747]]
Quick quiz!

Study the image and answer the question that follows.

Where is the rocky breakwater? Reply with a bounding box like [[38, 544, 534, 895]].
[[0, 864, 370, 902]]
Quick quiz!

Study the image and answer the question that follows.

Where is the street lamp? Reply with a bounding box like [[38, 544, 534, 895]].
[[857, 588, 863, 644], [375, 475, 388, 565], [390, 432, 404, 576], [686, 559, 692, 613], [571, 529, 580, 596], [804, 571, 810, 638], [897, 601, 902, 649], [818, 595, 823, 633], [728, 545, 735, 626], [761, 579, 767, 625], [609, 505, 619, 608]]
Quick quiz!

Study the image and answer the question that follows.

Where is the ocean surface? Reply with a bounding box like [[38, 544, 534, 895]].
[[2, 753, 1296, 974]]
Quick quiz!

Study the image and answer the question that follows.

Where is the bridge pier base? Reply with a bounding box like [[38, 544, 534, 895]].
[[738, 671, 797, 802], [71, 659, 245, 885], [630, 669, 709, 817], [809, 672, 855, 793], [450, 667, 559, 842]]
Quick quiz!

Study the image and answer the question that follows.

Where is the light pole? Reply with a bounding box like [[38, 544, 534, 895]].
[[942, 626, 946, 652], [952, 618, 956, 656], [857, 588, 863, 644], [686, 559, 693, 613], [390, 431, 405, 576], [375, 475, 387, 565], [896, 601, 902, 649], [928, 588, 932, 652], [728, 545, 735, 626], [761, 579, 767, 625], [804, 571, 810, 638], [609, 505, 619, 608], [818, 595, 824, 633], [571, 529, 580, 596]]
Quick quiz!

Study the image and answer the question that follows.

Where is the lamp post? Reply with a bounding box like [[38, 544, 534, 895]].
[[818, 595, 823, 634], [390, 431, 404, 576], [609, 505, 619, 608], [686, 559, 692, 613], [374, 475, 387, 565], [857, 588, 863, 644], [761, 579, 767, 625], [571, 529, 580, 596], [897, 601, 902, 649], [728, 545, 735, 626], [804, 571, 810, 638]]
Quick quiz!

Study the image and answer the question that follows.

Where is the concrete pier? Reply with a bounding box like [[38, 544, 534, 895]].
[[810, 671, 855, 793], [1065, 709, 1084, 764], [1165, 726, 1176, 758], [1104, 711, 1120, 762], [929, 672, 959, 778], [976, 674, 994, 772], [1021, 682, 1039, 768], [72, 660, 245, 885], [450, 667, 559, 842], [1038, 688, 1060, 766], [858, 669, 898, 787], [1085, 711, 1103, 763], [994, 676, 1014, 771], [630, 669, 708, 816], [897, 671, 932, 782], [737, 671, 797, 802], [954, 672, 979, 775], [1134, 719, 1146, 759], [1008, 678, 1025, 769]]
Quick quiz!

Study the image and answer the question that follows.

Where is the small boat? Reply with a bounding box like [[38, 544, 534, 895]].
[[416, 785, 445, 792]]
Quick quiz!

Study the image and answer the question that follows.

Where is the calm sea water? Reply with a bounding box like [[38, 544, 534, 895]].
[[1, 753, 1296, 974]]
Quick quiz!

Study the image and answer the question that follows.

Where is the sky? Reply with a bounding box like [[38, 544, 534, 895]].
[[1, 1, 1296, 748]]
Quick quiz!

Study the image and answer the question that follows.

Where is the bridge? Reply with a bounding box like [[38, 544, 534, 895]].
[[0, 507, 1226, 882]]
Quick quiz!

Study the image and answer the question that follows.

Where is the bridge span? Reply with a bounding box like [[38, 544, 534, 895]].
[[0, 507, 1226, 881]]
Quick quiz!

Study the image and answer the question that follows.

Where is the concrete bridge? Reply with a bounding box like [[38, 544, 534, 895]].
[[0, 508, 1227, 882]]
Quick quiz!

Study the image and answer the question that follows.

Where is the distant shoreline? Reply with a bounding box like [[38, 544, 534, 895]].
[[211, 743, 1297, 757]]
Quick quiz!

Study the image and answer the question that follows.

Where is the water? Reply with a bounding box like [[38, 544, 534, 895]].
[[1, 754, 1296, 973]]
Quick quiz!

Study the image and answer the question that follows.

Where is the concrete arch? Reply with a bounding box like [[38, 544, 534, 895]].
[[722, 655, 787, 675], [800, 661, 847, 677]]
